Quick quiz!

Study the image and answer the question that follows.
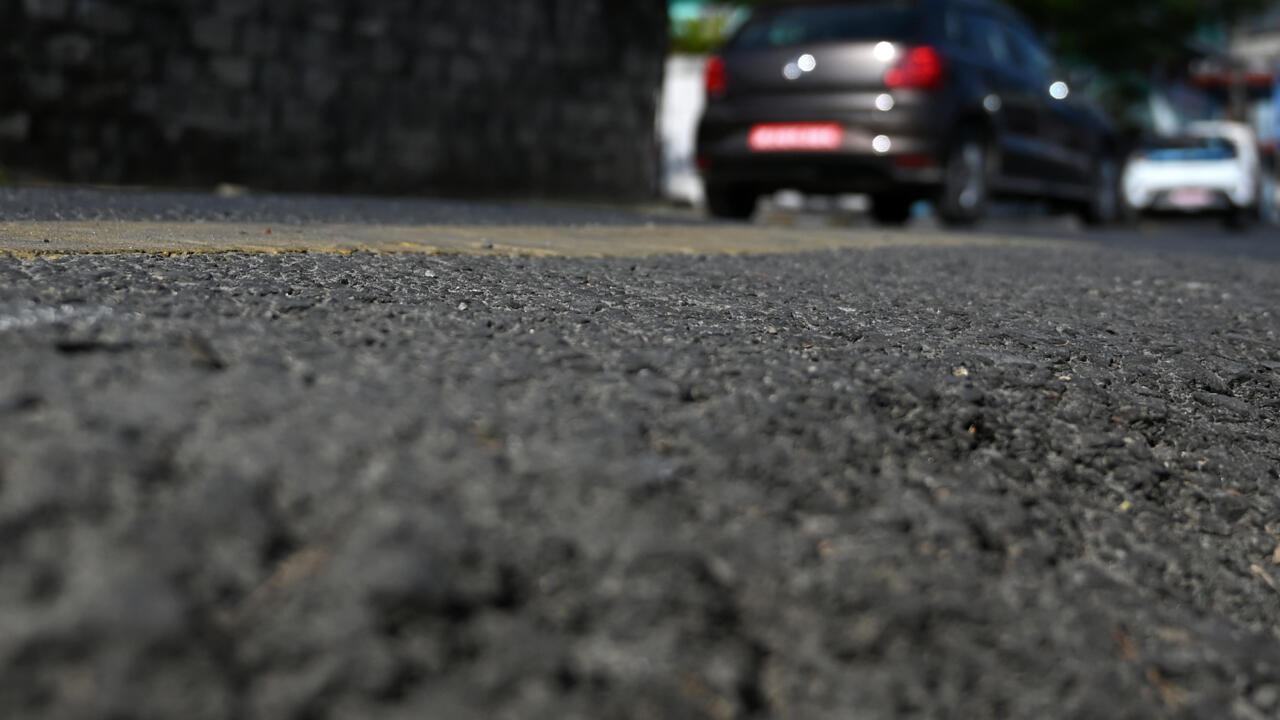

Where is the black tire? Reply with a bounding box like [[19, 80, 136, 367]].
[[1080, 153, 1121, 227], [870, 193, 913, 226], [937, 129, 989, 227], [705, 184, 758, 220], [1224, 204, 1257, 231]]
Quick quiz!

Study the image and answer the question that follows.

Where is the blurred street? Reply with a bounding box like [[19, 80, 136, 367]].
[[4, 185, 1280, 261], [749, 191, 1280, 261], [2, 187, 1279, 719]]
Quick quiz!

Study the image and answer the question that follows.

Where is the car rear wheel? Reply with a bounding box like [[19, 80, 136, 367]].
[[870, 193, 913, 226], [1224, 204, 1258, 231], [938, 131, 988, 226], [1080, 154, 1121, 226], [705, 184, 758, 221]]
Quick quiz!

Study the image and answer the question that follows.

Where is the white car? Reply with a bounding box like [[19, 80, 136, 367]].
[[1123, 121, 1261, 225]]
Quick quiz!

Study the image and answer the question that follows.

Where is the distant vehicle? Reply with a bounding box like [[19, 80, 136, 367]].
[[695, 0, 1122, 226], [1123, 121, 1262, 227]]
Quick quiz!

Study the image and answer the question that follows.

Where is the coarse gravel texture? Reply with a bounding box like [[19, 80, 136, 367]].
[[1, 244, 1279, 720]]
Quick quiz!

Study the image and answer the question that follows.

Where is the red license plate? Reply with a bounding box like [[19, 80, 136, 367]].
[[749, 123, 844, 152], [1168, 188, 1213, 208]]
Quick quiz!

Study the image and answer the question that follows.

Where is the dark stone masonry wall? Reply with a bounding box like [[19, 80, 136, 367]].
[[0, 0, 667, 197]]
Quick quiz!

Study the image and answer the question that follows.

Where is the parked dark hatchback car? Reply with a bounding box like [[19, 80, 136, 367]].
[[696, 0, 1121, 225]]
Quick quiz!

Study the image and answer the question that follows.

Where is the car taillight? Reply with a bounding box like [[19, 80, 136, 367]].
[[885, 46, 944, 91], [705, 55, 727, 98], [893, 153, 936, 169]]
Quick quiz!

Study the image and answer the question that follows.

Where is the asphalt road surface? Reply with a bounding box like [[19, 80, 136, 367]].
[[2, 186, 1279, 720]]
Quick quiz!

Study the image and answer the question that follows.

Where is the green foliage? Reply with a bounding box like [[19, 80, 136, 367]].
[[1002, 0, 1273, 133], [1004, 0, 1271, 73], [670, 13, 738, 54], [0, 164, 10, 186]]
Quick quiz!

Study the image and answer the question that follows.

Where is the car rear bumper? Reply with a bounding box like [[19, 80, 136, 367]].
[[1135, 190, 1236, 214], [699, 151, 943, 195], [1125, 182, 1254, 212], [696, 96, 949, 196]]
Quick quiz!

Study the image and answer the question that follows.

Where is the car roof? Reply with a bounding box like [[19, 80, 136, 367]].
[[748, 0, 922, 14], [750, 0, 1002, 10], [1188, 121, 1256, 143], [746, 0, 1031, 30]]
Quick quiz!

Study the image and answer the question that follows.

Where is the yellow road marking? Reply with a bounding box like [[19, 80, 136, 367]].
[[0, 221, 1065, 258]]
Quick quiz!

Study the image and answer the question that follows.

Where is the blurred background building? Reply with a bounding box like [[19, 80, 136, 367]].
[[1188, 4, 1280, 157], [0, 0, 667, 197]]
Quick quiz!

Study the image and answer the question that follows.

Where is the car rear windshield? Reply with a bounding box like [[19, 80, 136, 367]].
[[729, 2, 920, 50], [1141, 137, 1237, 162]]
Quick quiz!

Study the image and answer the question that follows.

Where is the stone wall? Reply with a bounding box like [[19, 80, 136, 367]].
[[0, 0, 667, 197]]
